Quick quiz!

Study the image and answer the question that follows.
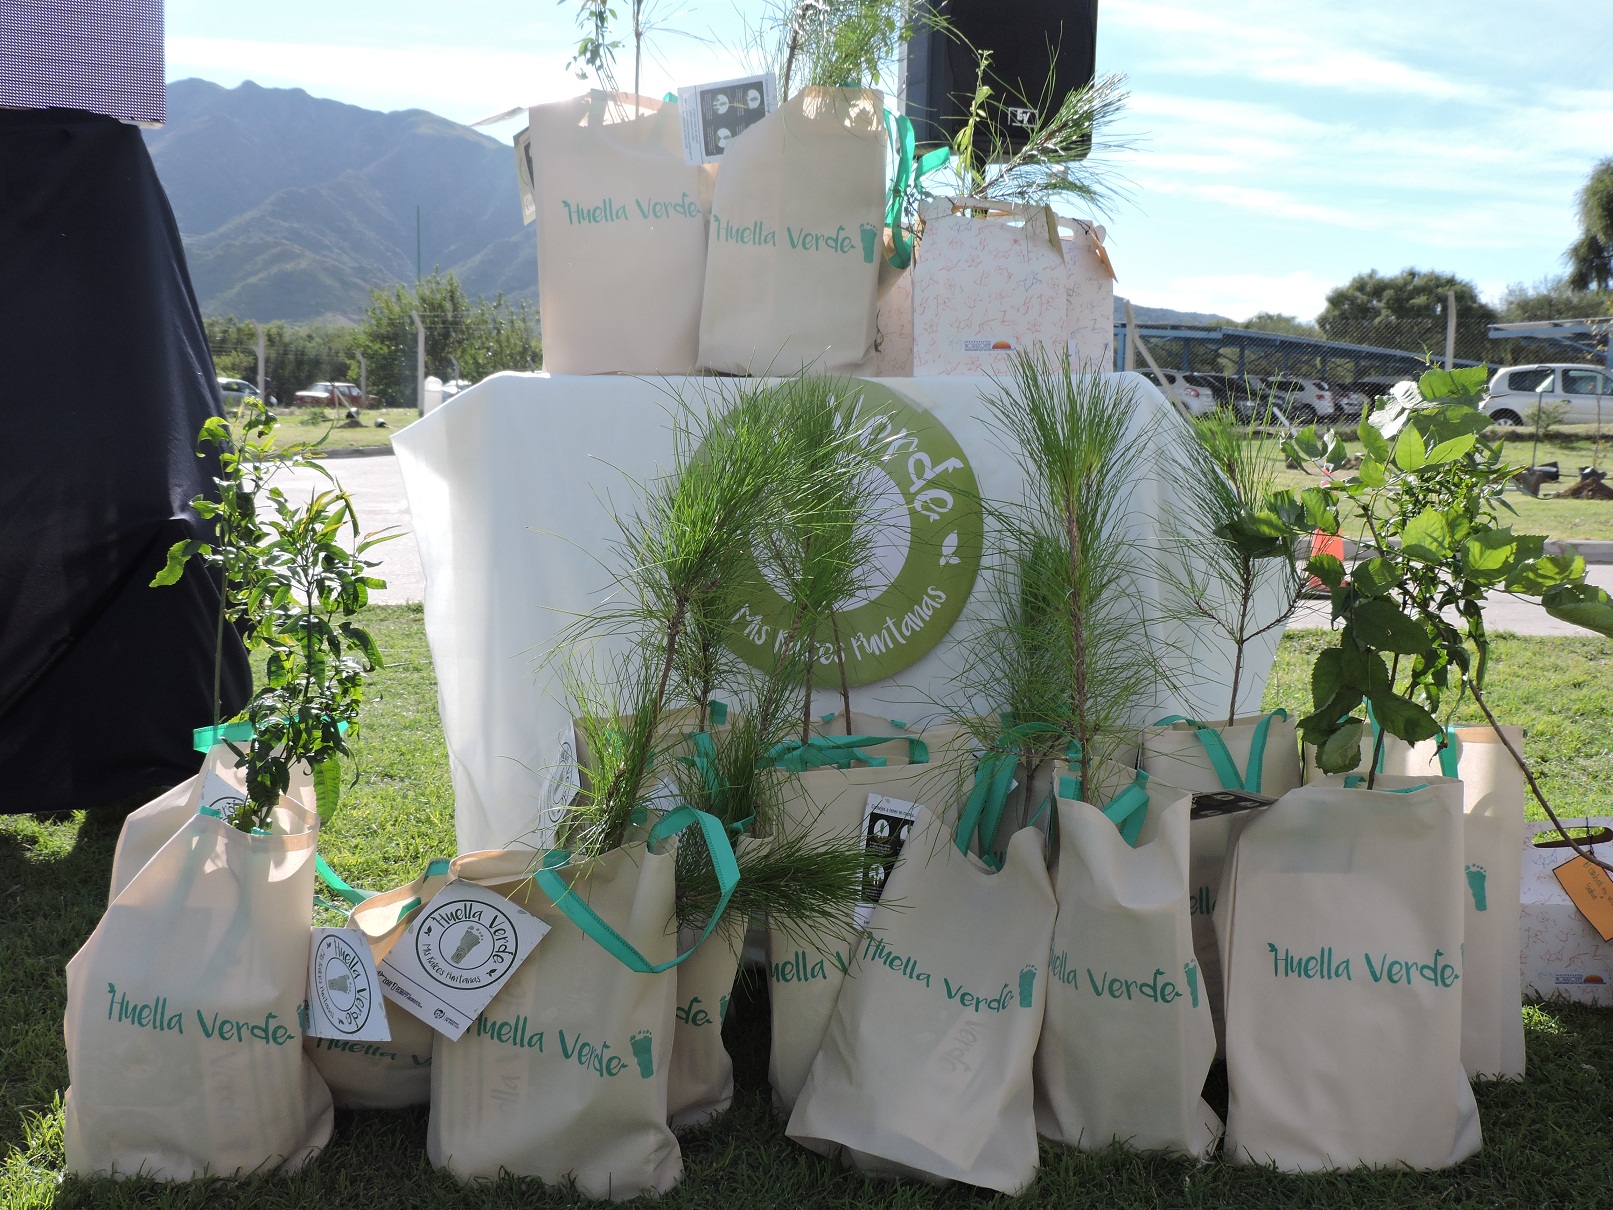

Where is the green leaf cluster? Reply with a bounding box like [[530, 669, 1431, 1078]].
[[1283, 365, 1613, 774]]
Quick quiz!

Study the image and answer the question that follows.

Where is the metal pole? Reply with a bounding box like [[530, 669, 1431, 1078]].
[[1123, 300, 1138, 371], [1444, 289, 1457, 371], [356, 351, 367, 407], [412, 311, 426, 417], [251, 320, 266, 402], [416, 207, 422, 283]]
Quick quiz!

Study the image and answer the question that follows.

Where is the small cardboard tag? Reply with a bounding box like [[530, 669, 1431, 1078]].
[[306, 927, 391, 1041], [1553, 855, 1613, 942], [198, 764, 248, 819], [678, 73, 775, 165], [378, 879, 549, 1039], [855, 793, 923, 928]]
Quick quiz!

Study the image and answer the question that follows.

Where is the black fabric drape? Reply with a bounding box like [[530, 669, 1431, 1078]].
[[0, 107, 250, 813]]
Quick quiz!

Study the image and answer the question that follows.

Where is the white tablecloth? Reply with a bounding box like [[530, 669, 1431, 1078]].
[[394, 373, 1286, 854]]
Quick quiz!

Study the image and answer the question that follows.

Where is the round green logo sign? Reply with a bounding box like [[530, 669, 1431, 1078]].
[[727, 381, 982, 687]]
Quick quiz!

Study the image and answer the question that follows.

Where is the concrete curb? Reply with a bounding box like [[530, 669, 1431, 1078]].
[[1550, 540, 1613, 564], [314, 444, 395, 459]]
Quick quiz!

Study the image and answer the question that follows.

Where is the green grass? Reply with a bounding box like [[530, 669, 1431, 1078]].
[[5, 608, 1613, 1207], [281, 407, 420, 452]]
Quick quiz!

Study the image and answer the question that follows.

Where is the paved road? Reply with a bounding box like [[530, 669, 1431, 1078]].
[[282, 453, 1610, 637]]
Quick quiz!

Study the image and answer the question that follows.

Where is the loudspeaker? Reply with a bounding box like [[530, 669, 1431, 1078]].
[[904, 1, 1098, 151]]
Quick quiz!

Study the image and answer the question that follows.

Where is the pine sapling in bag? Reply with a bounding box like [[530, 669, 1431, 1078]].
[[65, 791, 333, 1179], [1218, 775, 1482, 1171], [787, 761, 1056, 1195], [528, 92, 714, 375], [1034, 771, 1221, 1157], [697, 87, 887, 375]]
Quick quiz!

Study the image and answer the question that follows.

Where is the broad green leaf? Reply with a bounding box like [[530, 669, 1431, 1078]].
[[1506, 552, 1586, 594], [1366, 693, 1443, 744], [1393, 423, 1427, 471], [1356, 457, 1387, 488], [1425, 433, 1476, 465], [1418, 365, 1489, 401], [1299, 487, 1337, 532], [1351, 556, 1398, 598], [1461, 530, 1519, 584], [1400, 509, 1451, 562], [149, 539, 205, 587], [1308, 552, 1346, 589], [1542, 583, 1613, 638], [1311, 647, 1346, 706], [1358, 418, 1392, 463], [313, 756, 341, 822], [1351, 597, 1432, 656], [1317, 718, 1366, 774]]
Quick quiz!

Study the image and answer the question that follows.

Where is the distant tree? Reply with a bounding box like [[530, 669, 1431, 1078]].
[[1498, 277, 1611, 323], [1317, 269, 1497, 362], [1240, 312, 1322, 338], [351, 270, 542, 408], [1566, 158, 1613, 292], [202, 317, 356, 405]]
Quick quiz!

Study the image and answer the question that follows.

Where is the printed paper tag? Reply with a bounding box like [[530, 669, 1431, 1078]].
[[305, 927, 391, 1041], [1553, 855, 1613, 941], [378, 880, 549, 1039], [198, 764, 248, 819], [961, 338, 1017, 353], [514, 127, 536, 224], [543, 724, 583, 825], [678, 73, 776, 165], [856, 793, 922, 928]]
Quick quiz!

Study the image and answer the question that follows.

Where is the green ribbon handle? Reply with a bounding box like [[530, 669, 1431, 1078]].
[[955, 751, 1019, 869], [1343, 775, 1429, 794], [1154, 710, 1286, 793], [764, 733, 929, 774], [1100, 771, 1152, 846], [193, 720, 255, 753], [316, 854, 373, 907], [534, 805, 739, 974], [676, 732, 754, 836], [883, 109, 918, 269]]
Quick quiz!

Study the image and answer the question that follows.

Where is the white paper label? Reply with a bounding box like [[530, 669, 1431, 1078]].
[[305, 927, 391, 1041], [198, 764, 248, 819], [514, 126, 535, 225], [678, 73, 776, 165], [378, 880, 549, 1039], [860, 793, 922, 923]]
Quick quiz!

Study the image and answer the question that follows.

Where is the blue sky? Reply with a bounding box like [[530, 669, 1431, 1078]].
[[167, 0, 1612, 321]]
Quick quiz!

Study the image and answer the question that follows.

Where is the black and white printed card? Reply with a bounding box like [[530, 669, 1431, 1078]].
[[678, 73, 776, 165], [857, 793, 923, 928]]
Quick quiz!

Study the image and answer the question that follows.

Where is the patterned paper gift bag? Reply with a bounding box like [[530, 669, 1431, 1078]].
[[428, 807, 737, 1200], [528, 92, 714, 375], [1139, 709, 1300, 1050], [786, 777, 1056, 1195], [1218, 775, 1482, 1171], [306, 859, 453, 1110], [1034, 771, 1221, 1157], [697, 87, 887, 375], [65, 791, 333, 1180]]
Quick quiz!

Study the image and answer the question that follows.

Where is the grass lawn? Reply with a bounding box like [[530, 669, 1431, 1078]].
[[4, 607, 1613, 1207], [278, 407, 421, 452]]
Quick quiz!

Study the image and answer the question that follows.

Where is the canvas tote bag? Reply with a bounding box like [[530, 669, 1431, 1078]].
[[65, 792, 333, 1179], [1140, 710, 1299, 1049], [765, 723, 971, 1112], [1034, 773, 1221, 1157], [108, 739, 315, 903], [1378, 726, 1527, 1080], [428, 807, 737, 1199], [306, 859, 452, 1109], [529, 92, 714, 375], [787, 790, 1056, 1194], [697, 87, 887, 375], [1218, 775, 1482, 1171]]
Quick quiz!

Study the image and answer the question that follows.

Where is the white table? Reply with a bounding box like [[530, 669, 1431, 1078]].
[[395, 373, 1285, 854]]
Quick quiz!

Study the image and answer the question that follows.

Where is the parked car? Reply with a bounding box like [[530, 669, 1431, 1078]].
[[216, 377, 259, 406], [1482, 363, 1613, 426], [294, 381, 366, 408], [1235, 375, 1338, 424], [1181, 371, 1239, 410], [1137, 368, 1219, 416]]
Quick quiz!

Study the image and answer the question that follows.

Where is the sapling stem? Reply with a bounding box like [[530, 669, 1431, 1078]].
[[830, 609, 852, 733]]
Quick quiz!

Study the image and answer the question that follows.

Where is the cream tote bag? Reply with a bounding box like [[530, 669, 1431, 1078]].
[[528, 92, 714, 375], [666, 913, 744, 1129], [1140, 710, 1300, 1049], [787, 794, 1056, 1195], [65, 794, 333, 1180], [108, 739, 315, 904], [428, 807, 737, 1200], [306, 859, 452, 1110], [1377, 726, 1527, 1080], [1218, 775, 1482, 1171], [765, 724, 970, 1112], [697, 87, 887, 375], [1034, 773, 1221, 1157]]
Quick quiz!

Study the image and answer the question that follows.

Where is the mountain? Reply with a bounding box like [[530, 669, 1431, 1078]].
[[146, 79, 533, 323], [1113, 298, 1236, 326]]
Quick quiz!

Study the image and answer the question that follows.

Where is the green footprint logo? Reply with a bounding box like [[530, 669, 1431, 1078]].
[[629, 1030, 655, 1079], [1185, 961, 1201, 1009], [1466, 864, 1489, 913], [859, 223, 878, 263], [1018, 965, 1037, 1008]]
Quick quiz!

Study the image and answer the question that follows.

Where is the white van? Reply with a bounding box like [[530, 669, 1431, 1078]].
[[1482, 364, 1613, 425]]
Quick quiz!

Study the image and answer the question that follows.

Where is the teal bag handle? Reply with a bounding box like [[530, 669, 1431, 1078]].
[[1153, 710, 1286, 794], [194, 720, 255, 752], [1344, 775, 1429, 793], [956, 750, 1019, 868], [883, 109, 917, 269], [316, 854, 373, 907], [534, 805, 739, 974], [676, 731, 755, 836], [1364, 702, 1462, 778], [1056, 760, 1152, 847], [765, 733, 929, 773]]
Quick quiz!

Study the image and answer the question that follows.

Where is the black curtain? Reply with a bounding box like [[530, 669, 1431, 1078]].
[[0, 108, 250, 813]]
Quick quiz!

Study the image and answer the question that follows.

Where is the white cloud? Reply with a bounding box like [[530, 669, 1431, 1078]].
[[1150, 271, 1335, 322]]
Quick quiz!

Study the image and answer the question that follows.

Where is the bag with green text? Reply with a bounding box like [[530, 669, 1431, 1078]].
[[697, 87, 887, 375], [64, 788, 333, 1180], [764, 717, 971, 1112], [427, 807, 737, 1199], [1218, 775, 1482, 1170], [1139, 710, 1300, 1050], [305, 859, 453, 1109], [1033, 770, 1221, 1157], [527, 92, 715, 375], [786, 778, 1056, 1195]]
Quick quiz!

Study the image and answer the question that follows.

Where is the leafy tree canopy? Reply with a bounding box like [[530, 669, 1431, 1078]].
[[1567, 158, 1613, 292], [1317, 269, 1497, 362]]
